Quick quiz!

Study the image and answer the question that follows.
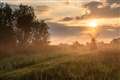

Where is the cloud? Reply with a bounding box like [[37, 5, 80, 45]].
[[48, 22, 120, 38], [4, 0, 32, 5], [48, 22, 91, 44], [35, 5, 49, 13], [48, 22, 87, 37], [84, 1, 120, 18], [84, 1, 103, 9], [98, 29, 119, 39], [105, 0, 120, 4], [58, 0, 120, 22], [34, 5, 51, 19], [60, 17, 74, 21], [60, 16, 84, 22]]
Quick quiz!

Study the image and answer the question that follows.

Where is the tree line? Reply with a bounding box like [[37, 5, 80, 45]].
[[0, 3, 49, 50]]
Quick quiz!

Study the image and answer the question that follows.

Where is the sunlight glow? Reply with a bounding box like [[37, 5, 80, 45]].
[[89, 20, 98, 28]]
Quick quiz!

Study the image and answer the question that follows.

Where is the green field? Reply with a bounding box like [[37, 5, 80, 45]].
[[0, 47, 120, 80]]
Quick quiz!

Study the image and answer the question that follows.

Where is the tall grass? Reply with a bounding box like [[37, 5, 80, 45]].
[[0, 47, 120, 80]]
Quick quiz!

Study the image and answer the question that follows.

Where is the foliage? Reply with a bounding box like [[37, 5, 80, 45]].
[[32, 20, 49, 47], [0, 3, 49, 49], [0, 3, 15, 50]]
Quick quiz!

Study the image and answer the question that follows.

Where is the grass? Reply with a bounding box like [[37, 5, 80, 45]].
[[0, 47, 120, 80]]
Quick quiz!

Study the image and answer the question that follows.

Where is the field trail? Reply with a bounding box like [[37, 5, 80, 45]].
[[1, 49, 120, 80], [0, 50, 92, 78]]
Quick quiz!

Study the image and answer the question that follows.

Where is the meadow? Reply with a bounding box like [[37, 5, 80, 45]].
[[0, 47, 120, 80]]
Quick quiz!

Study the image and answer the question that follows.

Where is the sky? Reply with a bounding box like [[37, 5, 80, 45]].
[[3, 0, 120, 45]]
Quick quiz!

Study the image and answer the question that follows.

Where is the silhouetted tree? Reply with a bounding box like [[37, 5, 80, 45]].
[[32, 20, 49, 47], [72, 41, 82, 49], [13, 4, 35, 47], [0, 3, 49, 49], [13, 4, 49, 48], [0, 3, 15, 50], [90, 37, 97, 50], [111, 37, 120, 49]]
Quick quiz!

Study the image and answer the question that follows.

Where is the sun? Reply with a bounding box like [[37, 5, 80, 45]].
[[89, 20, 98, 28]]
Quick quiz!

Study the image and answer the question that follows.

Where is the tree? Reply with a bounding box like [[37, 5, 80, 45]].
[[32, 20, 49, 47], [0, 3, 49, 49], [0, 3, 15, 50], [14, 5, 49, 48], [90, 37, 97, 50], [72, 41, 83, 49], [111, 37, 120, 49], [13, 4, 35, 47]]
